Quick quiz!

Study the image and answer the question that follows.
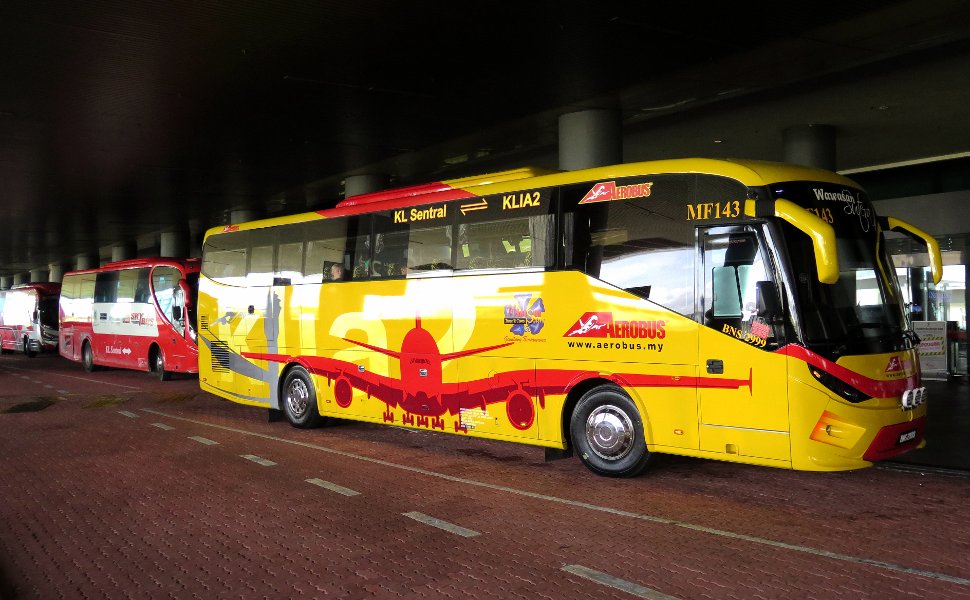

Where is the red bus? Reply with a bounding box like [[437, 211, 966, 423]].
[[58, 258, 200, 379], [0, 283, 61, 357]]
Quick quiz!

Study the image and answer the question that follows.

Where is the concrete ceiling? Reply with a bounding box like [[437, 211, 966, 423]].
[[2, 0, 970, 278]]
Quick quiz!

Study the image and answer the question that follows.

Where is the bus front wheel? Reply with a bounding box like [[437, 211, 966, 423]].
[[569, 384, 652, 478], [282, 366, 323, 429], [151, 346, 171, 381], [23, 337, 36, 358]]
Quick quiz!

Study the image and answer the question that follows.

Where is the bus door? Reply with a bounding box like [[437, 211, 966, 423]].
[[697, 226, 791, 464]]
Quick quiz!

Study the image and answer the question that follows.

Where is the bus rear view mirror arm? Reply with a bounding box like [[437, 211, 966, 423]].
[[879, 216, 943, 285], [745, 198, 840, 284]]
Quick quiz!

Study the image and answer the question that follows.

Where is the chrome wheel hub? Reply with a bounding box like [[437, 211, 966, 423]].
[[286, 379, 310, 417], [585, 405, 634, 461]]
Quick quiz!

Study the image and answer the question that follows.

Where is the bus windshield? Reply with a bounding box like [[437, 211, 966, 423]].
[[774, 182, 910, 357]]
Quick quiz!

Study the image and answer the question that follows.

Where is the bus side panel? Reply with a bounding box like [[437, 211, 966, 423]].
[[547, 274, 701, 451], [313, 279, 457, 426], [697, 325, 791, 463], [452, 272, 701, 449]]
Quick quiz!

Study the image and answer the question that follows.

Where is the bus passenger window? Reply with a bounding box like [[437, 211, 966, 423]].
[[304, 218, 348, 284], [371, 215, 409, 278], [456, 215, 552, 271], [407, 225, 452, 273]]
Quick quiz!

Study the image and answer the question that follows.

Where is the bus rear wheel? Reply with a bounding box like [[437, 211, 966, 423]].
[[81, 341, 96, 372], [282, 366, 323, 429], [569, 384, 652, 478], [151, 346, 171, 381]]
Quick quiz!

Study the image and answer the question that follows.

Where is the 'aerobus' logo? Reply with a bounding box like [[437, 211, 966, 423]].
[[886, 356, 903, 373], [564, 312, 665, 339], [579, 181, 653, 204]]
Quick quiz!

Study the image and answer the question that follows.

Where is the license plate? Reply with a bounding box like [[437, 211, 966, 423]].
[[898, 429, 917, 444]]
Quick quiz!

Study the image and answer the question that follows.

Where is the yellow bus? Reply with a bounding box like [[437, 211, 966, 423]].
[[198, 159, 941, 476]]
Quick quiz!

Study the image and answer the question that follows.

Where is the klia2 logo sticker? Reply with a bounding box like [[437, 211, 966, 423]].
[[504, 294, 545, 336]]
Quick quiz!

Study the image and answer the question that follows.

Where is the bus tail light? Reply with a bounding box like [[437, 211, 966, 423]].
[[808, 366, 871, 403]]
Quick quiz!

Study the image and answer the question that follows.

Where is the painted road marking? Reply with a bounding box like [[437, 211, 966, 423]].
[[152, 423, 175, 431], [306, 478, 360, 497], [141, 408, 970, 588], [562, 565, 679, 599], [189, 436, 218, 445], [241, 454, 276, 466], [403, 511, 480, 538], [42, 372, 142, 390], [117, 410, 139, 418]]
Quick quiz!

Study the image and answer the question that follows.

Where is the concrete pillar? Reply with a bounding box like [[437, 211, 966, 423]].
[[344, 174, 388, 199], [783, 124, 836, 171], [75, 253, 97, 270], [160, 229, 189, 258], [230, 208, 260, 225], [48, 263, 65, 283], [0, 277, 11, 290], [111, 243, 134, 263], [189, 219, 205, 258], [558, 109, 622, 171], [29, 268, 49, 283], [12, 273, 26, 286]]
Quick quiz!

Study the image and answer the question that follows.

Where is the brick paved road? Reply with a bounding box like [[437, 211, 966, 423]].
[[1, 353, 969, 599]]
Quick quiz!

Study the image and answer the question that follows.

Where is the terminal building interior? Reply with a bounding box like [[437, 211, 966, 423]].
[[1, 1, 969, 471]]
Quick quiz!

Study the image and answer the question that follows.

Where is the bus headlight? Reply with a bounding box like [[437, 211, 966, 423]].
[[808, 366, 871, 403], [901, 387, 926, 410]]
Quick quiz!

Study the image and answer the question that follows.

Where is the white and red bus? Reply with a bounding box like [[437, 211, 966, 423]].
[[0, 283, 62, 357], [59, 258, 200, 379]]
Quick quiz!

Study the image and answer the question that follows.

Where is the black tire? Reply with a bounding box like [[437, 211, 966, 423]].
[[281, 366, 323, 428], [81, 341, 96, 372], [152, 347, 171, 381], [569, 384, 652, 478], [23, 338, 37, 358]]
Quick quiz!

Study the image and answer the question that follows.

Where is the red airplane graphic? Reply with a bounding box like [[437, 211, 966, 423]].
[[243, 317, 754, 433]]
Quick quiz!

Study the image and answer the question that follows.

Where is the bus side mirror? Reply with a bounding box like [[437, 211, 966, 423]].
[[756, 281, 782, 322], [178, 280, 192, 308]]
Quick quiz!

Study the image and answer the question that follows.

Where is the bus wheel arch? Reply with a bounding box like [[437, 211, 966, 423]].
[[279, 364, 323, 429], [149, 344, 171, 381], [568, 382, 652, 478]]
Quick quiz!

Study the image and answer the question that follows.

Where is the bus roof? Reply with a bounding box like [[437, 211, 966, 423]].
[[7, 282, 61, 295], [203, 158, 861, 238], [63, 257, 200, 277]]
